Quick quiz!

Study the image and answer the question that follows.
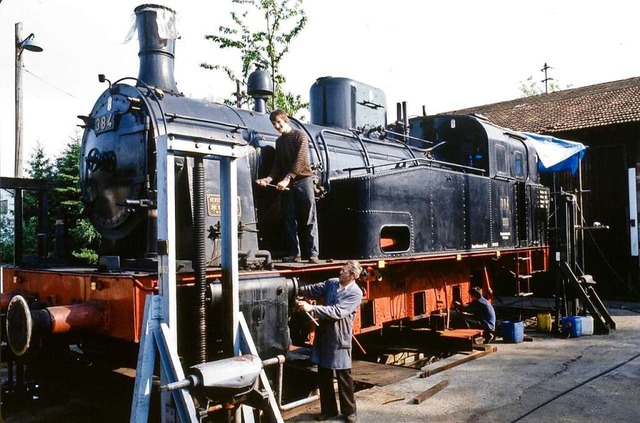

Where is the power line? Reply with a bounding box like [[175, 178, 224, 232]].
[[24, 67, 76, 98]]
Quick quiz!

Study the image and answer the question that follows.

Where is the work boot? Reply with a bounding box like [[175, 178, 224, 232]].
[[344, 414, 358, 423]]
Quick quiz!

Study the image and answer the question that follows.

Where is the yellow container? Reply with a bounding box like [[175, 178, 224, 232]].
[[537, 313, 552, 332]]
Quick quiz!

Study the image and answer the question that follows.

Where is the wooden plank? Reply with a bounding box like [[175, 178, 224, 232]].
[[419, 346, 497, 378], [351, 360, 418, 386], [286, 356, 418, 387], [412, 380, 450, 404], [438, 328, 483, 339]]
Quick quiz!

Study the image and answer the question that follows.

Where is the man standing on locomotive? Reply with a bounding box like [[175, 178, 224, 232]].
[[296, 260, 363, 423], [256, 109, 320, 264]]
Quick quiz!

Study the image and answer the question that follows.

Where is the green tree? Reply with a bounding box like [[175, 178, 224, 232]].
[[519, 75, 571, 97], [3, 136, 99, 264], [52, 136, 100, 263], [0, 211, 14, 262], [201, 0, 308, 117], [22, 143, 54, 256]]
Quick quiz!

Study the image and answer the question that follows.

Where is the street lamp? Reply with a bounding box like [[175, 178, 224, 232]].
[[15, 22, 43, 178]]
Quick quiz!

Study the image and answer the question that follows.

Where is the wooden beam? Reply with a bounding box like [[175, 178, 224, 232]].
[[419, 346, 497, 378], [412, 380, 450, 404]]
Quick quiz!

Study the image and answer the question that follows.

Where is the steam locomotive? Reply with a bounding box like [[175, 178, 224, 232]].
[[3, 2, 550, 399]]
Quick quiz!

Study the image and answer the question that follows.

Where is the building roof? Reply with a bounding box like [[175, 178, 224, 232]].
[[448, 76, 640, 134]]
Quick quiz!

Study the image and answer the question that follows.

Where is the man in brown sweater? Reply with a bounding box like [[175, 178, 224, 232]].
[[256, 109, 320, 263]]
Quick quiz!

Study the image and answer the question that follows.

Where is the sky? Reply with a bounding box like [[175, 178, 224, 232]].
[[1, 0, 640, 177]]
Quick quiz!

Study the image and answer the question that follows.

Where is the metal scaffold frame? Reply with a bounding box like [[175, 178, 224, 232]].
[[130, 133, 282, 422]]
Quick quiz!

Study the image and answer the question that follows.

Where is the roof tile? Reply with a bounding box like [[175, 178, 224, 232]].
[[447, 76, 640, 133]]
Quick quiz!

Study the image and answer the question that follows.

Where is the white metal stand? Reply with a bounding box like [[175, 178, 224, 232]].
[[130, 133, 246, 422]]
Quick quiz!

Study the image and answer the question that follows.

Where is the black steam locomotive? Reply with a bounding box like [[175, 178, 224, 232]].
[[5, 3, 550, 383], [81, 10, 549, 262]]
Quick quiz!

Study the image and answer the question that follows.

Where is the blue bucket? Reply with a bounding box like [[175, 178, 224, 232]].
[[501, 320, 524, 343], [561, 316, 582, 338]]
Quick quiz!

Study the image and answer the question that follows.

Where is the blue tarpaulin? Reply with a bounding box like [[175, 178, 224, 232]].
[[523, 132, 587, 174]]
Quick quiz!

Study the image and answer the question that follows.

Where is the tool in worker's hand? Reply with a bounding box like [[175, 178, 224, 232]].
[[305, 311, 319, 327], [256, 180, 290, 191], [296, 296, 319, 326], [266, 183, 290, 191]]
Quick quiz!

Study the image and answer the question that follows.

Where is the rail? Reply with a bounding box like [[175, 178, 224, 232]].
[[164, 112, 248, 133]]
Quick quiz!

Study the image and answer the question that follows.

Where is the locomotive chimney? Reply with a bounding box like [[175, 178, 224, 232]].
[[133, 4, 180, 94]]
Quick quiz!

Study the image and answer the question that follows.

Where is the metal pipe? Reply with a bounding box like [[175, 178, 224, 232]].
[[277, 362, 283, 407], [6, 295, 104, 356], [280, 391, 320, 411], [48, 303, 104, 334]]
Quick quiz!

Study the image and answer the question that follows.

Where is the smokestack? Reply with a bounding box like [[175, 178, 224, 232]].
[[133, 4, 179, 94]]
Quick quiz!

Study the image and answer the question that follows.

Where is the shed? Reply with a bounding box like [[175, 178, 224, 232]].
[[445, 76, 640, 300]]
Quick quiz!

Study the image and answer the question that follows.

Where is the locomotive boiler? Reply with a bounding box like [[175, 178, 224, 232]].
[[3, 3, 551, 415]]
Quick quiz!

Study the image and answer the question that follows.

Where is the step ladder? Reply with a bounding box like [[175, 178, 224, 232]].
[[560, 261, 616, 334], [515, 255, 534, 296]]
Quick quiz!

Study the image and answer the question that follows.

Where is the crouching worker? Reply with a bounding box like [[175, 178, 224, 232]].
[[296, 260, 364, 423], [453, 286, 496, 343]]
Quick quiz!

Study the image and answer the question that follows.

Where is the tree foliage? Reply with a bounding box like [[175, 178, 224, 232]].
[[22, 142, 55, 255], [50, 136, 100, 262], [1, 136, 100, 264], [519, 75, 572, 97], [201, 0, 308, 117]]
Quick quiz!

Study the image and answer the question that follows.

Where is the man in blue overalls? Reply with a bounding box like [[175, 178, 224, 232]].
[[297, 260, 364, 422]]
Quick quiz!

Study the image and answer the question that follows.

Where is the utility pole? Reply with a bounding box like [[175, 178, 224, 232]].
[[15, 23, 25, 178], [541, 62, 554, 94], [14, 23, 43, 178]]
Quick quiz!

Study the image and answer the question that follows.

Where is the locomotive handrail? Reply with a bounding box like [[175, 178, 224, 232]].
[[370, 128, 421, 165], [288, 116, 325, 174], [164, 113, 248, 133], [319, 128, 372, 178], [348, 129, 373, 169], [114, 77, 170, 136], [384, 128, 436, 147], [316, 130, 333, 190], [342, 157, 486, 177], [492, 174, 516, 182], [378, 127, 431, 166]]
